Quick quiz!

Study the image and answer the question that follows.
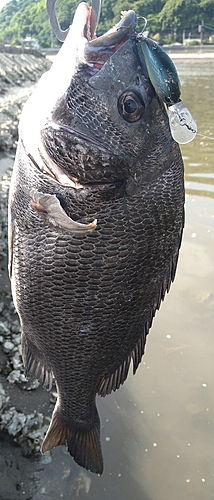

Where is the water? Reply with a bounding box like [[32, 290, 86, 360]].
[[3, 60, 214, 499]]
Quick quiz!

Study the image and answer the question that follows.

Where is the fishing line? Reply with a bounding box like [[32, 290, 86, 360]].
[[196, 133, 214, 141]]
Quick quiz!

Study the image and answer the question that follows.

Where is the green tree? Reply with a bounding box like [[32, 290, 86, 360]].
[[0, 0, 214, 46], [159, 0, 214, 29]]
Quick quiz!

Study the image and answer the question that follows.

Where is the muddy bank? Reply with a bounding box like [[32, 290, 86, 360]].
[[0, 51, 65, 499]]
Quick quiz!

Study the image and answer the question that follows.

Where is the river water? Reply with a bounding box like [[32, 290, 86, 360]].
[[3, 59, 214, 499]]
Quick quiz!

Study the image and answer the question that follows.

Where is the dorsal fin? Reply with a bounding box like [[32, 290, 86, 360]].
[[98, 355, 131, 397]]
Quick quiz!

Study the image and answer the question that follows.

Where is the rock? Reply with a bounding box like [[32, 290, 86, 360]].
[[0, 321, 9, 336], [7, 369, 27, 384], [0, 382, 10, 409], [3, 340, 15, 353]]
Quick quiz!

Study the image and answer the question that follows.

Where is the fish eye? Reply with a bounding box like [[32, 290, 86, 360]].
[[118, 90, 145, 122]]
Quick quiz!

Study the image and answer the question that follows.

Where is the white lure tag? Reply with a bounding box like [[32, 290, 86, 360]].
[[168, 100, 197, 144]]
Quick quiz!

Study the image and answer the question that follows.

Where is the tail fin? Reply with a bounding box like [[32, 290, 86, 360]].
[[41, 405, 103, 475], [67, 424, 103, 475]]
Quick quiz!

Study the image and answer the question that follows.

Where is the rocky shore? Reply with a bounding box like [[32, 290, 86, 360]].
[[0, 163, 54, 448], [0, 47, 51, 151]]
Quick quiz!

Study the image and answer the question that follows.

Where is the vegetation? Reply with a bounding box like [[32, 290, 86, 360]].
[[0, 0, 213, 47]]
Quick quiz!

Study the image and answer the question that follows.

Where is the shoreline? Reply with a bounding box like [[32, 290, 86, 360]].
[[44, 44, 214, 62], [163, 45, 214, 60], [46, 52, 214, 65], [165, 52, 214, 60]]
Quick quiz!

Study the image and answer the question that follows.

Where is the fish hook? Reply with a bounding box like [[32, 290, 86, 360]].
[[46, 0, 102, 42], [46, 0, 69, 42], [136, 16, 147, 36]]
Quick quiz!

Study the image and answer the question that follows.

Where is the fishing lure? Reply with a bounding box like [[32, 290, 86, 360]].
[[46, 3, 200, 145], [168, 100, 197, 145], [137, 28, 197, 144]]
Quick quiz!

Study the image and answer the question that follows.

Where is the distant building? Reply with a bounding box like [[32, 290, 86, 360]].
[[182, 31, 201, 45], [22, 37, 40, 49]]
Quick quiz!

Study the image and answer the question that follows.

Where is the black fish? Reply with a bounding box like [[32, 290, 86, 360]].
[[9, 1, 184, 474]]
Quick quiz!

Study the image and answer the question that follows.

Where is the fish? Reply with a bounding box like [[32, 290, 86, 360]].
[[8, 0, 185, 475]]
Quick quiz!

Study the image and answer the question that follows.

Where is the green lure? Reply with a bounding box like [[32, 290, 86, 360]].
[[139, 36, 181, 105], [138, 35, 197, 144]]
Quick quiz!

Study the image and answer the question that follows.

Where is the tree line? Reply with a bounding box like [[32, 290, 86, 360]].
[[0, 0, 213, 47]]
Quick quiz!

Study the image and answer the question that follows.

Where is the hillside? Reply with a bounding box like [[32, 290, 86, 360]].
[[0, 0, 214, 47]]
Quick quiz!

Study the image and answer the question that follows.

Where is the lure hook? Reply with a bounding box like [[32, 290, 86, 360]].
[[46, 0, 69, 42], [136, 16, 147, 36], [46, 0, 102, 42]]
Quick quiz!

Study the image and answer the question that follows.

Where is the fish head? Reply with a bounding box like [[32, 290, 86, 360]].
[[20, 3, 180, 189]]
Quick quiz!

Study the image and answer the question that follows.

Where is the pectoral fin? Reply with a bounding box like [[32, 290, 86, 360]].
[[27, 189, 97, 234]]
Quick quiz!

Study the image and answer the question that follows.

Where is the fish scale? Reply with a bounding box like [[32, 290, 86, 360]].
[[14, 156, 181, 352]]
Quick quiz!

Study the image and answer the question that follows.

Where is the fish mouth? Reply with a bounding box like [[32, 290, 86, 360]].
[[82, 6, 137, 66], [36, 2, 137, 189], [46, 0, 102, 42], [47, 0, 137, 66]]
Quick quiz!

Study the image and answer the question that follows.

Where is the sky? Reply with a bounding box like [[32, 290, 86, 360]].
[[0, 0, 10, 10]]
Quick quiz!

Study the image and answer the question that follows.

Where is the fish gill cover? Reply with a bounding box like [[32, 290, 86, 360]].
[[8, 0, 194, 474]]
